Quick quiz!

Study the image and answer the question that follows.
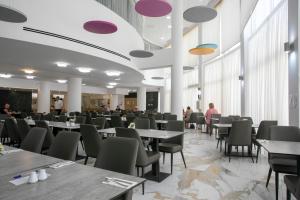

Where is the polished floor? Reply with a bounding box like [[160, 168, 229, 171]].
[[79, 129, 295, 200]]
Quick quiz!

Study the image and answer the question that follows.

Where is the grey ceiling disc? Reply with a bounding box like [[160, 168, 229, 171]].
[[0, 4, 27, 23], [129, 50, 153, 58], [183, 6, 217, 23], [183, 66, 195, 71], [151, 76, 164, 80]]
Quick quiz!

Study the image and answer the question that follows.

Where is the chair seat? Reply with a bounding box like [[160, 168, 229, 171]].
[[159, 143, 182, 153], [269, 158, 297, 174], [284, 175, 299, 196], [136, 151, 160, 167]]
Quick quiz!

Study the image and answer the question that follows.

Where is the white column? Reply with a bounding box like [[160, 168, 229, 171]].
[[159, 87, 165, 113], [37, 81, 50, 113], [111, 94, 119, 110], [68, 78, 82, 112], [171, 0, 183, 119], [198, 24, 203, 112], [137, 87, 146, 111]]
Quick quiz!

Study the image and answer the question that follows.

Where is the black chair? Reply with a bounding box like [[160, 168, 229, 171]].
[[80, 124, 103, 165], [216, 117, 232, 151], [57, 115, 68, 122], [35, 120, 55, 152], [17, 119, 31, 141], [225, 120, 253, 162], [229, 115, 241, 121], [187, 112, 205, 130], [149, 117, 157, 129], [48, 131, 80, 161], [5, 118, 21, 146], [20, 127, 47, 153], [94, 137, 139, 200], [284, 175, 300, 200], [166, 114, 177, 120], [266, 126, 300, 200], [110, 115, 123, 128], [126, 115, 136, 125], [92, 117, 106, 130], [154, 113, 163, 120], [159, 120, 186, 174], [209, 113, 221, 135], [43, 113, 55, 121], [116, 128, 160, 194], [75, 116, 86, 124], [134, 118, 150, 129], [252, 120, 278, 163]]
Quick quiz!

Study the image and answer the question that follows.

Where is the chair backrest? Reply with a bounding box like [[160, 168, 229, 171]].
[[20, 127, 47, 153], [240, 117, 253, 124], [75, 116, 86, 124], [126, 116, 136, 124], [17, 119, 31, 141], [115, 128, 149, 166], [256, 120, 278, 140], [80, 124, 102, 158], [218, 117, 233, 134], [94, 137, 138, 175], [134, 118, 150, 129], [165, 120, 184, 146], [57, 115, 68, 122], [154, 113, 163, 120], [149, 117, 157, 129], [163, 113, 171, 120], [139, 113, 148, 118], [85, 114, 92, 124], [43, 113, 55, 121], [93, 117, 106, 129], [228, 120, 252, 146], [167, 114, 177, 120], [48, 131, 80, 161], [35, 120, 55, 150], [111, 112, 121, 116], [211, 113, 221, 119], [110, 116, 123, 128], [5, 118, 21, 142], [270, 126, 300, 142], [229, 115, 241, 121]]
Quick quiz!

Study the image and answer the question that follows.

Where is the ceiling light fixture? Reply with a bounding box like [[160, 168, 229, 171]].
[[57, 79, 67, 84], [0, 73, 12, 78], [160, 37, 165, 40], [115, 78, 121, 81], [82, 83, 86, 86], [105, 70, 122, 77], [109, 82, 118, 86], [26, 75, 35, 79], [106, 85, 114, 89], [76, 67, 93, 73], [56, 62, 69, 68], [23, 69, 35, 74], [167, 25, 172, 29]]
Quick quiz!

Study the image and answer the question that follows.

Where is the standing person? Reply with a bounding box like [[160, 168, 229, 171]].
[[205, 103, 218, 134], [54, 96, 63, 115], [116, 105, 121, 112], [184, 106, 193, 128]]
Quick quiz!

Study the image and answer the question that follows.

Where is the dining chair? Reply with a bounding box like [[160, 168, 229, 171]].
[[48, 131, 80, 161], [35, 120, 55, 152], [154, 113, 163, 120], [115, 127, 160, 195], [20, 127, 47, 153], [5, 118, 22, 146], [94, 137, 139, 200], [134, 118, 150, 129], [75, 116, 86, 124], [92, 117, 106, 130], [163, 113, 171, 120], [85, 114, 92, 124], [266, 126, 300, 200], [166, 114, 177, 120], [159, 120, 186, 174], [225, 120, 253, 162], [57, 115, 68, 122], [187, 112, 205, 130], [216, 117, 232, 150], [110, 115, 124, 128], [16, 119, 31, 141], [228, 115, 241, 121], [43, 113, 55, 121], [252, 120, 278, 163], [80, 124, 103, 165], [284, 175, 300, 200], [149, 117, 157, 129], [209, 113, 221, 135]]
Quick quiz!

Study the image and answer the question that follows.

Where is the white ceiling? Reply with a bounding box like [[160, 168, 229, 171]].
[[142, 0, 209, 47]]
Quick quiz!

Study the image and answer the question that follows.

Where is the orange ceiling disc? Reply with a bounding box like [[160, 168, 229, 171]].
[[189, 47, 215, 55]]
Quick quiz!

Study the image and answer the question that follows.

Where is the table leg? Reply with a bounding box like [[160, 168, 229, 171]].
[[297, 157, 300, 175]]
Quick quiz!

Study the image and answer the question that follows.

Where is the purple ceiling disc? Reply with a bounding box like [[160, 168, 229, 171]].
[[135, 0, 172, 17], [84, 20, 118, 34]]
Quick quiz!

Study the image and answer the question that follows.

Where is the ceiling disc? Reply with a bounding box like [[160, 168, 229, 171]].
[[183, 6, 217, 23]]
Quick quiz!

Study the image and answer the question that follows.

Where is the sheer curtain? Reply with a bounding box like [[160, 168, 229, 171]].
[[244, 0, 288, 125], [183, 69, 199, 110]]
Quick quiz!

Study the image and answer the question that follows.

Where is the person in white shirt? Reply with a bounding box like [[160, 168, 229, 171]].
[[54, 96, 63, 115]]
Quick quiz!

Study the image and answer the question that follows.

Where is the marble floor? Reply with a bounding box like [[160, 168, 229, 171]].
[[79, 129, 296, 200]]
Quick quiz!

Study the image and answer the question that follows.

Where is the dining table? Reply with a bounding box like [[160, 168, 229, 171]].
[[0, 146, 145, 200], [25, 119, 80, 131]]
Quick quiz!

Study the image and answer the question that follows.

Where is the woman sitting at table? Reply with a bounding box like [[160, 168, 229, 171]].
[[205, 103, 218, 133], [1, 103, 15, 116]]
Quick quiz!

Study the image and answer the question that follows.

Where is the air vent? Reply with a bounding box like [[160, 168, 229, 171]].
[[23, 27, 130, 61]]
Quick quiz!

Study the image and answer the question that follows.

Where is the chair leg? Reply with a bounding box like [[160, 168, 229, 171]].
[[256, 145, 260, 163], [180, 151, 187, 168], [266, 167, 272, 188], [136, 167, 139, 176], [220, 139, 222, 152], [80, 140, 85, 151], [163, 152, 165, 164], [216, 139, 220, 148], [142, 167, 145, 195], [84, 156, 88, 165], [287, 188, 291, 200], [171, 153, 173, 174], [228, 145, 231, 162], [242, 146, 244, 157], [249, 145, 254, 163], [275, 172, 279, 200]]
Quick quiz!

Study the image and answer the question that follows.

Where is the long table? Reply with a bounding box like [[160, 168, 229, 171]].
[[0, 146, 145, 200], [25, 119, 80, 130]]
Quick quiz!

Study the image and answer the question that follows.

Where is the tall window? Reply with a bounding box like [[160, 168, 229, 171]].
[[183, 68, 199, 110], [244, 0, 288, 124]]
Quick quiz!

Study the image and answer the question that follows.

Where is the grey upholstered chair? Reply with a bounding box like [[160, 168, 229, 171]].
[[57, 115, 68, 122], [163, 113, 171, 120], [216, 117, 232, 151], [134, 118, 150, 129], [48, 131, 80, 161], [94, 137, 139, 200], [75, 116, 86, 124], [17, 119, 31, 141], [225, 120, 253, 162], [115, 128, 160, 194], [266, 126, 300, 200], [110, 115, 123, 128], [149, 117, 157, 129], [43, 113, 55, 121], [154, 113, 163, 120], [284, 175, 300, 200], [35, 120, 55, 151], [187, 112, 205, 130], [166, 114, 177, 120], [209, 113, 222, 135], [20, 127, 47, 153], [92, 117, 106, 130], [228, 115, 241, 121], [159, 120, 186, 174], [5, 118, 21, 146], [80, 124, 103, 165], [240, 117, 254, 124], [126, 116, 136, 125], [253, 120, 278, 163]]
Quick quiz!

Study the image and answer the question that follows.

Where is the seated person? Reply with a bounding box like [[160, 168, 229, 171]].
[[2, 103, 15, 116], [205, 103, 218, 133], [184, 106, 193, 128]]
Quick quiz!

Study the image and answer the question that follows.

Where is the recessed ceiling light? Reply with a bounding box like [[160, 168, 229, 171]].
[[105, 70, 122, 77], [56, 62, 69, 68], [23, 69, 35, 74], [109, 82, 118, 86], [82, 83, 86, 86], [76, 67, 93, 73], [0, 73, 12, 78], [106, 85, 114, 89], [168, 25, 172, 29], [160, 37, 165, 40], [57, 79, 67, 84], [166, 15, 171, 19], [26, 75, 35, 79], [115, 78, 121, 81]]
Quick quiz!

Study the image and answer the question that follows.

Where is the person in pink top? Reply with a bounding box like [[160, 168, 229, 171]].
[[205, 103, 218, 133]]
